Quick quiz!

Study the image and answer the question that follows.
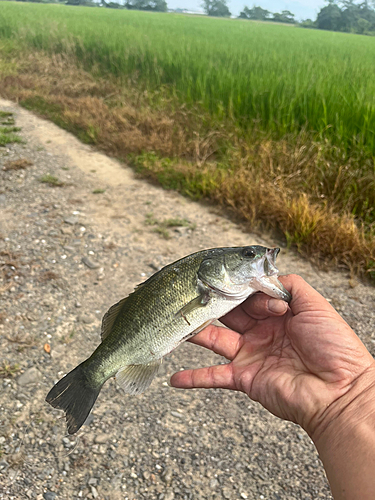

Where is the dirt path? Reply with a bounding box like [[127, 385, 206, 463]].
[[1, 97, 375, 500]]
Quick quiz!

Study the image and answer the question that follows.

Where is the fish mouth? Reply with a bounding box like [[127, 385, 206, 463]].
[[252, 248, 292, 303]]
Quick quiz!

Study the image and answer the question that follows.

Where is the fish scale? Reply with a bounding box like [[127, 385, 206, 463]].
[[46, 245, 291, 434]]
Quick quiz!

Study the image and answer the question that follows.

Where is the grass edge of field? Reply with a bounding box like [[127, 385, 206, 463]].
[[0, 48, 374, 283]]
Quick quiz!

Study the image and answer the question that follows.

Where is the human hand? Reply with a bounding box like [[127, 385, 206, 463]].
[[170, 275, 375, 439]]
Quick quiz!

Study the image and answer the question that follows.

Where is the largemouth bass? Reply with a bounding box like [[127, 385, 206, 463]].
[[46, 245, 291, 434]]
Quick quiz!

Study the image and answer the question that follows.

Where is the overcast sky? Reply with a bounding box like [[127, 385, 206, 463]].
[[168, 0, 327, 21]]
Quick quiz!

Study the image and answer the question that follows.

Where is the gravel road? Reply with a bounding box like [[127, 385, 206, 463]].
[[1, 97, 375, 500]]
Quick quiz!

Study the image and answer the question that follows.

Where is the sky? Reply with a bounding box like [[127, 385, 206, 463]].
[[168, 0, 327, 21]]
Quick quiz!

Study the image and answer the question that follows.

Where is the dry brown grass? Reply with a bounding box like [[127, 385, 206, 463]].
[[3, 158, 32, 171], [38, 270, 60, 282], [0, 51, 374, 280]]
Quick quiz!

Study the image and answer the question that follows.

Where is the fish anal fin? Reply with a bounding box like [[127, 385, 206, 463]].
[[101, 297, 128, 341], [175, 292, 211, 325], [115, 360, 161, 395]]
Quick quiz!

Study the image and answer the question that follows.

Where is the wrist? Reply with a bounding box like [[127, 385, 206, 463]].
[[309, 366, 375, 500], [310, 365, 375, 447]]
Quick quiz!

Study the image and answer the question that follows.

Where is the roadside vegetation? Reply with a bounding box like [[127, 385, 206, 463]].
[[0, 3, 374, 279]]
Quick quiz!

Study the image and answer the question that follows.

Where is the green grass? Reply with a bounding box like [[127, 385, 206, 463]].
[[39, 174, 64, 186], [144, 213, 195, 239], [1, 3, 375, 154], [0, 113, 22, 145]]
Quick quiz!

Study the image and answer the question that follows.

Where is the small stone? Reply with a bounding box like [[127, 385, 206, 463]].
[[209, 479, 219, 489], [222, 487, 232, 499], [143, 471, 150, 480], [240, 493, 248, 499], [0, 194, 6, 205], [94, 434, 108, 444], [0, 460, 9, 471], [0, 437, 5, 445], [78, 314, 94, 324], [43, 493, 57, 500], [164, 491, 174, 500], [64, 216, 79, 225], [18, 367, 41, 386], [82, 256, 100, 269], [88, 478, 98, 486], [75, 301, 82, 308], [161, 468, 173, 483], [130, 472, 138, 479], [170, 411, 183, 419], [62, 437, 72, 448], [91, 486, 98, 499]]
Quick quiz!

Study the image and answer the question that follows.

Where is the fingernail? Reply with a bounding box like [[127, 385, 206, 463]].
[[268, 299, 287, 314]]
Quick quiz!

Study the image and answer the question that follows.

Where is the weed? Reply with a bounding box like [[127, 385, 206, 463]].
[[144, 214, 195, 239], [0, 130, 23, 147], [3, 158, 32, 171], [0, 362, 20, 378], [163, 218, 194, 229], [92, 188, 105, 194], [144, 213, 158, 226], [39, 174, 64, 187], [152, 226, 171, 240], [0, 126, 21, 134], [38, 270, 60, 282]]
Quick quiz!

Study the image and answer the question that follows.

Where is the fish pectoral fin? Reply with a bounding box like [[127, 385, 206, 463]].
[[177, 319, 214, 345], [101, 297, 129, 341], [174, 292, 211, 325], [115, 360, 161, 395]]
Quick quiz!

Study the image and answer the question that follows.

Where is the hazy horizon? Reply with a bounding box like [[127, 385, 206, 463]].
[[168, 0, 326, 21]]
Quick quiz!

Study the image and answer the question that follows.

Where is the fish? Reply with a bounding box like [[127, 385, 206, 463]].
[[46, 245, 291, 434]]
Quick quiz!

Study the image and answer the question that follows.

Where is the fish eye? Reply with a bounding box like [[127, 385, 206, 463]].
[[242, 248, 256, 259]]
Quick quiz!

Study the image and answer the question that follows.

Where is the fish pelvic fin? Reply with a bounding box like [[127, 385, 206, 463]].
[[46, 364, 102, 435], [115, 360, 161, 395]]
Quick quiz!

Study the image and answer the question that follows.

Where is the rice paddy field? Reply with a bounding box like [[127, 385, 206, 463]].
[[0, 2, 374, 278]]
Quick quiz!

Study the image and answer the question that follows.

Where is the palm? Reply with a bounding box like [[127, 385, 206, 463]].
[[171, 275, 374, 434]]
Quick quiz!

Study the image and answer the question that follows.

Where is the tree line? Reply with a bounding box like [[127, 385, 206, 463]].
[[301, 0, 375, 35]]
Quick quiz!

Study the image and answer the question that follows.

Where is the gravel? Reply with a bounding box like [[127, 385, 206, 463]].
[[1, 98, 375, 499]]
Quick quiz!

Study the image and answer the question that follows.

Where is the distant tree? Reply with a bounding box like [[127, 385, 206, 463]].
[[66, 0, 97, 5], [271, 10, 295, 23], [240, 5, 271, 21], [299, 18, 316, 28], [310, 0, 375, 34], [239, 6, 250, 18], [101, 0, 123, 7], [202, 0, 231, 17], [316, 2, 342, 30], [239, 5, 292, 22], [356, 16, 371, 32], [126, 0, 167, 11]]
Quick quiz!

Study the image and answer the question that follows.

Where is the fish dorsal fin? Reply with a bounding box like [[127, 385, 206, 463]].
[[101, 297, 128, 341], [115, 360, 161, 395], [101, 281, 146, 341]]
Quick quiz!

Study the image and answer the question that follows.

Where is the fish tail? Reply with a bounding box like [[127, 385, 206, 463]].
[[46, 364, 102, 435]]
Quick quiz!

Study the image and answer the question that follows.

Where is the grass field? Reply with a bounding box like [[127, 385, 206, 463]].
[[0, 2, 374, 278]]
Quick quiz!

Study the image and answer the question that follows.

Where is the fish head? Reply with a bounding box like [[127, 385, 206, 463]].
[[198, 245, 291, 302]]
